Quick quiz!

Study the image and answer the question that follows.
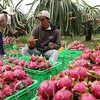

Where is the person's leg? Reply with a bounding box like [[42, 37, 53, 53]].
[[21, 47, 41, 56], [31, 48, 41, 56], [21, 47, 31, 56], [0, 33, 5, 56], [44, 49, 58, 62]]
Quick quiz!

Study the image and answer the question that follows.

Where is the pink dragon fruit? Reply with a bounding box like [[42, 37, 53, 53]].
[[29, 62, 38, 69], [18, 60, 25, 66], [0, 78, 4, 89], [74, 59, 90, 69], [13, 65, 24, 70], [67, 67, 89, 81], [3, 85, 14, 96], [3, 71, 15, 82], [80, 93, 97, 100], [2, 65, 12, 71], [53, 89, 72, 100], [14, 69, 27, 80], [37, 95, 46, 100], [89, 80, 100, 98], [8, 57, 15, 63], [81, 53, 90, 60], [0, 90, 5, 100], [24, 77, 33, 86], [24, 61, 30, 68], [13, 60, 19, 65], [92, 65, 99, 71], [38, 61, 48, 70], [59, 70, 68, 78], [95, 55, 100, 65], [73, 82, 87, 93], [30, 55, 39, 62], [84, 48, 93, 54], [57, 77, 73, 89], [37, 80, 57, 99]]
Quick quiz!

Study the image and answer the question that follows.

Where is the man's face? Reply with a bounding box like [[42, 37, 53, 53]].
[[38, 16, 49, 27]]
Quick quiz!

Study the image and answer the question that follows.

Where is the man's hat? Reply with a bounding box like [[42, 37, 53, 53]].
[[2, 7, 14, 15]]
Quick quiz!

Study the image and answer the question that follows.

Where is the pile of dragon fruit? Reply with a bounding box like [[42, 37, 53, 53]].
[[35, 49, 100, 100], [3, 37, 15, 44], [67, 40, 86, 50], [0, 60, 34, 100], [8, 55, 51, 70]]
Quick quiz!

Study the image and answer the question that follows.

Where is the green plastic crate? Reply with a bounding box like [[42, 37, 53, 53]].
[[3, 43, 15, 49], [24, 62, 62, 84], [19, 56, 30, 61], [13, 45, 20, 50], [3, 44, 10, 49], [4, 80, 38, 100], [58, 49, 83, 69], [31, 97, 37, 100]]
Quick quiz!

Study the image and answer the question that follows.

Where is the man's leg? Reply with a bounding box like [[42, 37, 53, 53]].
[[21, 47, 31, 56], [21, 47, 41, 56], [44, 49, 58, 62]]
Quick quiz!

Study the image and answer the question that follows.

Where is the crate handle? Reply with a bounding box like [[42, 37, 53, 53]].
[[14, 80, 28, 92], [9, 52, 17, 57], [70, 49, 77, 51], [51, 62, 58, 66]]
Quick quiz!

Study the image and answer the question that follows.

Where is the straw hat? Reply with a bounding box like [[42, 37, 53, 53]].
[[3, 7, 14, 15]]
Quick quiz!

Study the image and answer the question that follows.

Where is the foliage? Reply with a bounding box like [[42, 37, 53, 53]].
[[27, 0, 82, 36]]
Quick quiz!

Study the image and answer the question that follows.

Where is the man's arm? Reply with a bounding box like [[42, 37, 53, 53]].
[[49, 30, 61, 50]]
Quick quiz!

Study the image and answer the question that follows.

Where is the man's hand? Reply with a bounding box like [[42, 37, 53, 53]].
[[48, 42, 55, 49]]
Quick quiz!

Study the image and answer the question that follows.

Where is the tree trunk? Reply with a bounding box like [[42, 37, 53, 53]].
[[85, 24, 93, 41]]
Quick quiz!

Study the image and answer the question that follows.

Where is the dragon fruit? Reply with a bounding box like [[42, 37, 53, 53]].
[[13, 65, 24, 70], [27, 37, 36, 45], [37, 80, 57, 99], [89, 80, 100, 98], [53, 89, 72, 100], [0, 78, 4, 89], [73, 82, 87, 93], [57, 77, 73, 89], [95, 55, 100, 65], [81, 53, 90, 60], [67, 67, 88, 81], [80, 93, 97, 100], [3, 85, 14, 96], [38, 61, 48, 70], [74, 59, 90, 69], [3, 71, 15, 82], [37, 95, 46, 100], [14, 69, 27, 80], [2, 65, 12, 71], [13, 60, 19, 65], [18, 60, 25, 66], [0, 90, 5, 100], [8, 57, 15, 63], [29, 62, 38, 69], [24, 77, 33, 86], [59, 70, 68, 78], [30, 55, 39, 62], [84, 48, 93, 54]]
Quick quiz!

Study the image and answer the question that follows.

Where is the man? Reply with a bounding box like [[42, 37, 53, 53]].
[[0, 7, 16, 57], [21, 10, 61, 62]]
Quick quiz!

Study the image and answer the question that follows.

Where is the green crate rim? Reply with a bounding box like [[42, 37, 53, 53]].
[[4, 80, 38, 100]]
